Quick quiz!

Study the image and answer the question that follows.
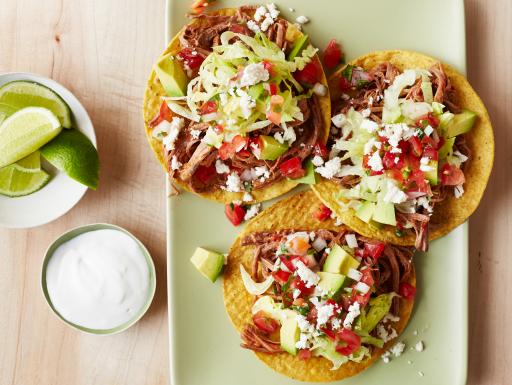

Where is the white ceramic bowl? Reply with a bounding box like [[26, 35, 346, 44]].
[[0, 72, 97, 228]]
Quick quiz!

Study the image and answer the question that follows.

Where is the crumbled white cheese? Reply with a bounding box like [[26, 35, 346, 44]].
[[383, 313, 400, 323], [260, 16, 274, 32], [312, 155, 324, 166], [215, 159, 230, 174], [240, 63, 270, 87], [419, 156, 434, 172], [247, 20, 261, 33], [361, 118, 379, 133], [274, 125, 296, 145], [202, 126, 224, 148], [170, 156, 181, 171], [244, 203, 261, 221], [364, 137, 382, 155], [377, 324, 398, 343], [383, 180, 408, 204], [381, 352, 391, 363], [331, 318, 342, 330], [316, 303, 335, 327], [345, 234, 358, 248], [237, 89, 256, 118], [367, 151, 383, 172], [254, 165, 270, 181], [313, 83, 327, 96], [379, 123, 414, 148], [454, 184, 465, 198], [242, 192, 254, 202], [295, 15, 309, 24], [295, 260, 320, 288], [190, 129, 201, 139], [315, 157, 342, 179], [152, 119, 170, 138], [415, 341, 424, 352], [225, 172, 242, 192], [331, 113, 346, 128], [418, 371, 424, 377], [361, 108, 371, 118], [389, 341, 406, 357], [324, 247, 331, 255], [266, 3, 280, 19], [424, 125, 434, 136], [254, 5, 267, 21], [161, 117, 185, 151], [295, 333, 310, 349], [343, 302, 360, 329], [347, 268, 362, 281], [453, 150, 468, 163]]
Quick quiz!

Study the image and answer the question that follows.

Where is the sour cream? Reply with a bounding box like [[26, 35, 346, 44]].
[[45, 229, 150, 330]]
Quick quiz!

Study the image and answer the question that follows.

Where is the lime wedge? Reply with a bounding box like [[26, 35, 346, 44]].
[[0, 107, 62, 168], [13, 151, 41, 173], [0, 102, 17, 125], [0, 165, 50, 197], [41, 129, 99, 190], [0, 81, 72, 128]]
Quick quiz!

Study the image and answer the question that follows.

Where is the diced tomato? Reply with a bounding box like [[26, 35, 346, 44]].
[[280, 255, 300, 272], [416, 112, 440, 128], [253, 311, 279, 333], [335, 329, 361, 356], [423, 146, 438, 161], [323, 39, 343, 69], [437, 137, 445, 151], [149, 101, 173, 128], [362, 154, 370, 169], [232, 135, 249, 152], [408, 169, 428, 192], [177, 48, 204, 70], [298, 349, 312, 361], [388, 168, 405, 184], [279, 157, 306, 179], [382, 151, 404, 170], [269, 83, 278, 96], [440, 163, 465, 186], [421, 134, 437, 149], [294, 60, 322, 85], [237, 149, 252, 158], [408, 136, 423, 157], [399, 282, 417, 301], [339, 76, 351, 91], [321, 327, 337, 341], [313, 141, 328, 158], [262, 60, 276, 77], [273, 269, 292, 284], [194, 165, 215, 184], [313, 204, 332, 222], [363, 242, 385, 260], [199, 100, 218, 115], [291, 277, 314, 296], [214, 124, 224, 133], [218, 142, 236, 160], [224, 203, 246, 226], [352, 268, 374, 306]]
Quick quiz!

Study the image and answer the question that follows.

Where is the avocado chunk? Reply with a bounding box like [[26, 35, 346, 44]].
[[444, 109, 477, 138], [372, 201, 396, 226], [323, 244, 360, 275], [438, 136, 455, 159], [356, 201, 376, 223], [259, 135, 289, 160], [295, 158, 316, 185], [424, 159, 438, 185], [280, 317, 301, 355], [190, 247, 224, 283], [317, 272, 346, 298], [155, 53, 188, 97], [287, 34, 309, 61]]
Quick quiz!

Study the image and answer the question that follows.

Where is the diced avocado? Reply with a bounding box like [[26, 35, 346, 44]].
[[248, 83, 265, 100], [259, 135, 289, 160], [317, 272, 346, 298], [372, 201, 396, 226], [356, 201, 376, 223], [287, 34, 309, 61], [280, 317, 300, 355], [323, 244, 360, 275], [155, 53, 188, 97], [424, 159, 438, 185], [438, 137, 455, 159], [360, 293, 395, 333], [444, 109, 477, 138], [190, 247, 224, 283], [295, 158, 316, 185]]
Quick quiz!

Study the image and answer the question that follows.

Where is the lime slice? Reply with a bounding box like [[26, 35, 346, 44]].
[[40, 129, 99, 189], [0, 102, 17, 125], [0, 81, 72, 128], [0, 107, 62, 168], [13, 151, 41, 173], [0, 165, 50, 197]]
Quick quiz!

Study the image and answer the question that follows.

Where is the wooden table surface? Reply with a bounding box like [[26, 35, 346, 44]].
[[0, 1, 509, 384]]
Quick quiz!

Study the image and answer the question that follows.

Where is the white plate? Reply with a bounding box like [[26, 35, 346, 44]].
[[0, 72, 97, 229]]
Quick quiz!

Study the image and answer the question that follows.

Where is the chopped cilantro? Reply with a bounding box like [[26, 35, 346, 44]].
[[291, 304, 310, 316], [341, 65, 354, 81]]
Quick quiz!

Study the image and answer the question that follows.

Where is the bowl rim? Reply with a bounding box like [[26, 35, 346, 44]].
[[41, 223, 157, 335]]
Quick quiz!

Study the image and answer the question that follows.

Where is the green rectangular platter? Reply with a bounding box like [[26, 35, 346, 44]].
[[166, 1, 467, 384]]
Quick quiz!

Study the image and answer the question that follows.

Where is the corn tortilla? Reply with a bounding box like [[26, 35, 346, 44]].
[[223, 191, 415, 382]]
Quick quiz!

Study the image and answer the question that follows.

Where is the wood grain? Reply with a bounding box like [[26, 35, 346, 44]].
[[0, 1, 509, 384]]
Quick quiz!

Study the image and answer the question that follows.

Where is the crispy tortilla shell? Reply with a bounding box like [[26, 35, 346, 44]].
[[143, 8, 331, 203], [312, 50, 494, 245], [223, 191, 415, 382]]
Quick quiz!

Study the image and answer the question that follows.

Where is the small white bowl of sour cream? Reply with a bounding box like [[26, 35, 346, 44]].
[[41, 223, 156, 335]]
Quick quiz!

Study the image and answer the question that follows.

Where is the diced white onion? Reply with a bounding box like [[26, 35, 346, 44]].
[[240, 264, 274, 295], [312, 237, 327, 252], [345, 234, 358, 249], [355, 281, 370, 294], [347, 268, 363, 281]]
